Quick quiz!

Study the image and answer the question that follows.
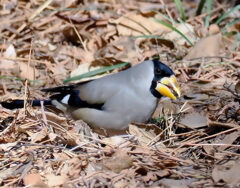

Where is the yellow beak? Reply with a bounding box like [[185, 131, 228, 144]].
[[155, 75, 181, 100]]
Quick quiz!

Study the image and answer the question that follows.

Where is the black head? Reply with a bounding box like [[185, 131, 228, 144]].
[[150, 59, 180, 99]]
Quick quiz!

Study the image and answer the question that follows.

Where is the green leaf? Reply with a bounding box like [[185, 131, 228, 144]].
[[196, 0, 206, 16], [174, 0, 186, 21], [204, 0, 213, 27], [215, 5, 240, 25], [153, 18, 193, 46], [221, 18, 239, 34], [123, 16, 152, 34], [0, 75, 37, 83], [63, 62, 129, 83]]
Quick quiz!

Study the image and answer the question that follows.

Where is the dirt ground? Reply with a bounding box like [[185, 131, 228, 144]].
[[0, 0, 240, 187]]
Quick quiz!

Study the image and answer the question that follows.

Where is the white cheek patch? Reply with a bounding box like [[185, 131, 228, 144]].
[[61, 94, 70, 104]]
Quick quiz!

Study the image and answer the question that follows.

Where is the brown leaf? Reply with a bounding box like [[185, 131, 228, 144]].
[[114, 12, 170, 36], [102, 149, 133, 173], [102, 136, 131, 148], [152, 99, 180, 118], [164, 23, 195, 46], [0, 142, 17, 151], [30, 127, 48, 143], [212, 160, 240, 185], [70, 62, 108, 83], [23, 173, 48, 188], [203, 131, 239, 155], [179, 112, 207, 129], [46, 174, 68, 187], [18, 63, 39, 80], [159, 178, 195, 188], [129, 123, 164, 146], [184, 33, 222, 60], [216, 131, 239, 151]]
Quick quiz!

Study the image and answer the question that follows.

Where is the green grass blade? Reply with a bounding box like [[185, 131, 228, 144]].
[[221, 18, 239, 34], [174, 0, 186, 21], [153, 18, 193, 46], [123, 16, 152, 34], [0, 75, 37, 83], [63, 62, 129, 83], [0, 75, 25, 81], [196, 0, 206, 16], [204, 0, 213, 27], [153, 12, 177, 25], [215, 5, 240, 25]]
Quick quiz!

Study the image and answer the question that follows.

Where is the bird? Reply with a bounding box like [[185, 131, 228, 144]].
[[1, 59, 180, 131]]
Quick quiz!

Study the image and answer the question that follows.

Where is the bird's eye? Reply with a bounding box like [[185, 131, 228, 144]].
[[155, 68, 162, 75]]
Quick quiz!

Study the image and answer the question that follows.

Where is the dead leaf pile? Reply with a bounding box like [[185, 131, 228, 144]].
[[0, 0, 240, 187]]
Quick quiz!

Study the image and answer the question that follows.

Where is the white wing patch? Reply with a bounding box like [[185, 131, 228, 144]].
[[61, 94, 70, 104]]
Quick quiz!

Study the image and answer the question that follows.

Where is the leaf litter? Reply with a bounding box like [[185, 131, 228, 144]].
[[0, 0, 240, 187]]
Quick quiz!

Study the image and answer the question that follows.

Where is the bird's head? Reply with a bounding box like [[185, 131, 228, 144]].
[[150, 59, 181, 100]]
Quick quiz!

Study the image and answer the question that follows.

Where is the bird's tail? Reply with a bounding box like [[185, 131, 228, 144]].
[[1, 100, 52, 109]]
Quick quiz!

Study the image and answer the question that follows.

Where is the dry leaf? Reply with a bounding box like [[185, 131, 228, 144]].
[[31, 127, 48, 143], [129, 123, 164, 146], [164, 23, 196, 46], [23, 173, 47, 188], [159, 178, 195, 188], [203, 131, 239, 155], [179, 112, 207, 129], [0, 142, 17, 151], [18, 63, 39, 80], [46, 174, 68, 187], [114, 12, 170, 36], [216, 131, 239, 151], [212, 160, 240, 185], [102, 149, 133, 173], [152, 99, 180, 118], [70, 62, 108, 83], [102, 136, 130, 148], [184, 33, 222, 60]]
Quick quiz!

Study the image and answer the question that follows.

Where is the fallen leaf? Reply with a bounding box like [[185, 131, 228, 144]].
[[46, 174, 68, 187], [18, 62, 39, 80], [184, 33, 222, 60], [114, 12, 170, 36], [0, 142, 17, 151], [159, 178, 195, 188], [23, 173, 47, 188], [101, 149, 133, 173], [30, 127, 48, 143], [179, 112, 207, 129], [203, 131, 239, 155], [212, 160, 240, 185], [129, 123, 164, 146], [216, 131, 239, 151], [102, 136, 130, 148], [70, 62, 109, 83], [164, 23, 196, 46], [152, 99, 180, 118]]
